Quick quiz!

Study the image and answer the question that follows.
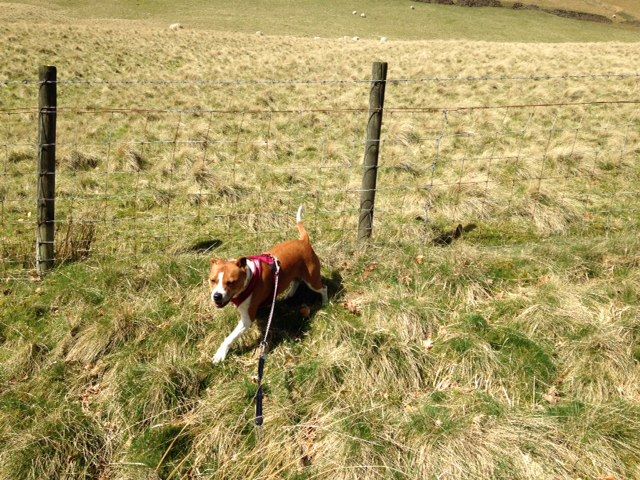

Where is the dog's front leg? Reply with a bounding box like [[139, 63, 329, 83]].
[[212, 311, 252, 364]]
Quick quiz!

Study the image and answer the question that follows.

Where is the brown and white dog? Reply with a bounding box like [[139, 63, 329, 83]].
[[208, 206, 328, 363]]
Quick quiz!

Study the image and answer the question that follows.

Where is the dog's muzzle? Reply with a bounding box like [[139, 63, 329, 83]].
[[212, 292, 229, 308]]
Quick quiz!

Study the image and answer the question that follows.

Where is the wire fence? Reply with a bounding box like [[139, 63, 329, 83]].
[[4, 71, 640, 85], [1, 67, 639, 280]]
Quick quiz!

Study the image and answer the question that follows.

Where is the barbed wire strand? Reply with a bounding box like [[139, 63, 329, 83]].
[[1, 128, 626, 151], [3, 160, 638, 208], [3, 71, 640, 87], [24, 197, 637, 227], [5, 98, 640, 117]]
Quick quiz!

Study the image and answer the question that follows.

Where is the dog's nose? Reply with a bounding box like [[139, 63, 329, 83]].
[[213, 292, 223, 303]]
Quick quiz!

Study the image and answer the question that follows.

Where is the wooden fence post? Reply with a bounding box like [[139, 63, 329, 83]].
[[37, 65, 56, 275], [358, 61, 387, 242]]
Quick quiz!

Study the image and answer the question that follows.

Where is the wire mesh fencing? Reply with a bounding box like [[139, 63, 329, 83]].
[[378, 100, 640, 239], [1, 68, 639, 280]]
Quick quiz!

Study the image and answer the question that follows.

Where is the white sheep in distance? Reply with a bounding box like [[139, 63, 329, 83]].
[[169, 23, 183, 31], [352, 10, 357, 15], [360, 12, 366, 18], [352, 36, 360, 42], [380, 37, 388, 43]]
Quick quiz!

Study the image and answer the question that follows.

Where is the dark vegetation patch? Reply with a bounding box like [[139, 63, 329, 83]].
[[430, 223, 477, 246], [514, 3, 614, 24], [413, 0, 455, 4], [413, 0, 622, 25], [458, 0, 502, 7]]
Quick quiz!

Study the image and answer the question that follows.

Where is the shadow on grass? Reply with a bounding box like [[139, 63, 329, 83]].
[[237, 269, 344, 353], [431, 223, 477, 246], [187, 238, 223, 254]]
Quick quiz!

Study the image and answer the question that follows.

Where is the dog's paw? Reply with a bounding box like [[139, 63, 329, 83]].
[[212, 348, 227, 364]]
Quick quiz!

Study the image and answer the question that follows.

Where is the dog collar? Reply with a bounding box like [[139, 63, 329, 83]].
[[231, 254, 277, 307]]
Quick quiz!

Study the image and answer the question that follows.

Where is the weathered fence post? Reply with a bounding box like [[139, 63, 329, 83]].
[[36, 65, 56, 275], [358, 61, 387, 242]]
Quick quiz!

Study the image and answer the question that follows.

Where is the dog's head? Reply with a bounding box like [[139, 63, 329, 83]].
[[208, 257, 249, 308]]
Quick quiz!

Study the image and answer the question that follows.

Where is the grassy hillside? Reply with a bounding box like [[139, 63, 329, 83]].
[[10, 0, 640, 42], [613, 0, 640, 18], [2, 2, 640, 479]]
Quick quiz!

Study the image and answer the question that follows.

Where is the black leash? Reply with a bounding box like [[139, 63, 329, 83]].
[[255, 257, 280, 428]]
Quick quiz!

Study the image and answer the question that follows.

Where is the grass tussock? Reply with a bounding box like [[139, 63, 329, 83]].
[[67, 150, 101, 171], [55, 217, 96, 264]]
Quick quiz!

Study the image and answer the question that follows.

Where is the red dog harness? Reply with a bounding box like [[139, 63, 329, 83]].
[[231, 254, 278, 307]]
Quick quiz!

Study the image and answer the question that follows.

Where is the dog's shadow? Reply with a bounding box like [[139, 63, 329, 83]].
[[236, 270, 344, 354]]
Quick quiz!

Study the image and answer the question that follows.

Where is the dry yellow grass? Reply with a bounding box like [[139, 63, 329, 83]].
[[1, 3, 640, 480]]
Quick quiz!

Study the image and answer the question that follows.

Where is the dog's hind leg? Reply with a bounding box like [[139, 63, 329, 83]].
[[308, 283, 328, 305], [301, 252, 328, 305], [303, 278, 328, 306], [283, 279, 300, 299]]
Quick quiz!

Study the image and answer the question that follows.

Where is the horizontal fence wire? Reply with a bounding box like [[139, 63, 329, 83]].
[[5, 99, 640, 115], [4, 166, 635, 205], [2, 72, 640, 280], [3, 71, 640, 86]]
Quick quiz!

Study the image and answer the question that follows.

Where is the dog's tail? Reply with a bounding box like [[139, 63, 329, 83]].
[[296, 205, 310, 243]]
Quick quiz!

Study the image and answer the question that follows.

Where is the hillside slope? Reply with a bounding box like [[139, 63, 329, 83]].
[[9, 0, 640, 42]]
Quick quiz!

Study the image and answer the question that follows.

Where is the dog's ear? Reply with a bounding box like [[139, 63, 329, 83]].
[[235, 257, 247, 268], [210, 257, 222, 266]]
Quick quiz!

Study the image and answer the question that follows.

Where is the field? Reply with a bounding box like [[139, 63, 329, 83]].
[[8, 0, 640, 42], [2, 1, 640, 479]]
